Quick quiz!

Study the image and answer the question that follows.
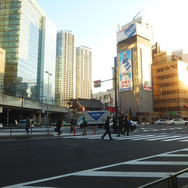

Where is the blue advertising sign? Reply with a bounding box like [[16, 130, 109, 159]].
[[88, 112, 105, 121], [124, 24, 136, 39]]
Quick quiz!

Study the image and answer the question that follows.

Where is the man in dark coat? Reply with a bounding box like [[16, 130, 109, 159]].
[[56, 117, 62, 135], [101, 116, 113, 140]]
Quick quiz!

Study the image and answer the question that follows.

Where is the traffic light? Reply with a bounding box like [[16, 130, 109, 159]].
[[184, 105, 188, 108], [93, 80, 101, 88]]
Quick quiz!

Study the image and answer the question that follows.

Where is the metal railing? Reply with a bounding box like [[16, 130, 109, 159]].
[[139, 168, 188, 188]]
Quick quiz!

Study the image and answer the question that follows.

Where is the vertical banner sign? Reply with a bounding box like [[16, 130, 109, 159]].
[[119, 49, 132, 92]]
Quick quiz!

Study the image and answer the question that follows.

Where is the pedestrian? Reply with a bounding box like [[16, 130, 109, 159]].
[[117, 115, 123, 137], [122, 116, 130, 136], [101, 116, 113, 140], [56, 117, 62, 135], [112, 117, 117, 134], [82, 117, 87, 135], [70, 118, 74, 133], [25, 118, 30, 134]]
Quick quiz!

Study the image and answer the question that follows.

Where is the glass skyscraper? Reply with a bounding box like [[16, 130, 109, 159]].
[[0, 0, 57, 103]]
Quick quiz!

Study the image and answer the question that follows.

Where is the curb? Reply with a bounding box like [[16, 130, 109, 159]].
[[0, 134, 54, 140]]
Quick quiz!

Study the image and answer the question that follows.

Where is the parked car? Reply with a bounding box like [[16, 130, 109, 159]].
[[17, 119, 35, 128], [62, 121, 71, 126], [155, 119, 168, 125], [130, 120, 138, 126], [167, 118, 188, 126]]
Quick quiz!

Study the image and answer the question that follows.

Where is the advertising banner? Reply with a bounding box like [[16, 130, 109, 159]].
[[119, 49, 132, 92], [140, 45, 152, 91], [117, 24, 136, 43]]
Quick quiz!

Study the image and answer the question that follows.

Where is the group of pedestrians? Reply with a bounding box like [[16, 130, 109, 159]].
[[101, 114, 132, 140]]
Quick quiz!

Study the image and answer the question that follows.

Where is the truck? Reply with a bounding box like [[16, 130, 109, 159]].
[[77, 110, 110, 128]]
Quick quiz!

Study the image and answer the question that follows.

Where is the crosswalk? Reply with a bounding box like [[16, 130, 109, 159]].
[[58, 133, 188, 143]]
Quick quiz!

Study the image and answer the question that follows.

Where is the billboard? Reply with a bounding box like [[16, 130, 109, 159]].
[[117, 22, 151, 43], [140, 45, 152, 91], [119, 49, 132, 92], [117, 24, 136, 43]]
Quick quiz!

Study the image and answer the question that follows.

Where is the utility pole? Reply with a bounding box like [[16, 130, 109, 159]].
[[114, 57, 118, 121]]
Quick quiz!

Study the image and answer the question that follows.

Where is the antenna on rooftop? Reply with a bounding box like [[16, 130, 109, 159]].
[[133, 11, 141, 20]]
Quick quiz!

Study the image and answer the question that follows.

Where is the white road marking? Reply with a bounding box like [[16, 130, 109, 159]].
[[4, 148, 188, 188]]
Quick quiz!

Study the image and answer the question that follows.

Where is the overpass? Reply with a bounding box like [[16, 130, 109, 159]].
[[0, 93, 70, 125]]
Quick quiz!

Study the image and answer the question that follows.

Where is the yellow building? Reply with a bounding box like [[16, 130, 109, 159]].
[[152, 49, 188, 119], [0, 48, 5, 91]]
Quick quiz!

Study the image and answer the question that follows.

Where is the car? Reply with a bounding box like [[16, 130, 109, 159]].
[[62, 121, 71, 126], [155, 119, 168, 125], [167, 118, 188, 126], [17, 119, 35, 128]]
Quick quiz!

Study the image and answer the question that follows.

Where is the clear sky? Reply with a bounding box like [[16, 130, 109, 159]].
[[36, 0, 188, 93]]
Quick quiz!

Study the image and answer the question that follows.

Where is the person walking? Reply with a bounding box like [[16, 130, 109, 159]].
[[25, 118, 30, 134], [122, 116, 130, 136], [101, 116, 113, 140], [82, 117, 87, 135], [117, 115, 123, 137], [70, 118, 74, 133], [112, 117, 117, 134], [56, 117, 62, 135]]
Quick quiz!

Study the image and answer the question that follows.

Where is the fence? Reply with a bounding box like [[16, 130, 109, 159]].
[[139, 168, 188, 188]]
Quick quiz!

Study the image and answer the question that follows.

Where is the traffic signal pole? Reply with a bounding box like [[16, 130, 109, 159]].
[[93, 57, 118, 121]]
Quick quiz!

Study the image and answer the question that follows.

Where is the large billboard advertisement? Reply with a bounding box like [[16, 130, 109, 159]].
[[119, 49, 132, 92], [140, 45, 152, 91], [117, 24, 136, 43]]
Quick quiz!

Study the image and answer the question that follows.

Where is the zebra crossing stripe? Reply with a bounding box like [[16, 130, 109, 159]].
[[146, 135, 180, 141], [162, 136, 188, 142]]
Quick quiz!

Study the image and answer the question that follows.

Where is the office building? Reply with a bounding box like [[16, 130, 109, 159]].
[[116, 16, 153, 119], [152, 49, 188, 119], [0, 0, 57, 104], [76, 46, 92, 99], [55, 30, 76, 107], [0, 48, 5, 93]]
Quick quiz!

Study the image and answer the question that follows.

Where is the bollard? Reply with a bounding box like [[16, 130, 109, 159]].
[[74, 125, 75, 136], [94, 125, 96, 135], [168, 174, 177, 188]]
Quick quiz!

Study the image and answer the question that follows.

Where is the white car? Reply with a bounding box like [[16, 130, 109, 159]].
[[167, 118, 188, 126], [155, 119, 168, 125]]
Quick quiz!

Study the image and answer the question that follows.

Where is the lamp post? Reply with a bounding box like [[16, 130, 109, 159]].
[[45, 71, 52, 131]]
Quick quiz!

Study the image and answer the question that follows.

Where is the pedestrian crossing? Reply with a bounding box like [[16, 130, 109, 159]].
[[59, 133, 188, 143]]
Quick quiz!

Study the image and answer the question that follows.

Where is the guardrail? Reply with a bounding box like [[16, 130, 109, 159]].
[[139, 168, 188, 188], [0, 124, 52, 137]]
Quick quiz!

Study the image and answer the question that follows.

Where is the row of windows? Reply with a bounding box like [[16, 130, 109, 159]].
[[155, 73, 178, 81], [154, 98, 188, 104], [155, 65, 177, 73]]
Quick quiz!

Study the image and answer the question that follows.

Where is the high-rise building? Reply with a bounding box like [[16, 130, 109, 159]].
[[55, 30, 76, 107], [76, 46, 92, 99], [0, 0, 57, 103], [0, 48, 5, 93], [116, 16, 153, 117]]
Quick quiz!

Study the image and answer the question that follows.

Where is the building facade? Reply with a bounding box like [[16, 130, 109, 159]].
[[92, 89, 115, 109], [0, 48, 5, 93], [55, 30, 76, 107], [116, 16, 153, 117], [152, 50, 188, 119], [76, 46, 92, 99], [0, 0, 56, 104]]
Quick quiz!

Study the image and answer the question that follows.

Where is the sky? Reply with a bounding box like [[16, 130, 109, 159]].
[[36, 0, 188, 93]]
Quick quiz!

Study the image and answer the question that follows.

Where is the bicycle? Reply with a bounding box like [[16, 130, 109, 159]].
[[129, 124, 141, 135]]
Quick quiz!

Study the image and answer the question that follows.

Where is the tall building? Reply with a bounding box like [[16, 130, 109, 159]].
[[76, 46, 92, 99], [0, 0, 57, 103], [55, 30, 76, 107], [152, 49, 188, 119], [116, 16, 153, 117], [0, 48, 5, 93]]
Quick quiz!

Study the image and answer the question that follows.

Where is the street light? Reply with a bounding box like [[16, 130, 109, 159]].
[[45, 71, 52, 129]]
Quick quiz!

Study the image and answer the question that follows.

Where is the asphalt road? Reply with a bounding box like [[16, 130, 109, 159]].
[[1, 125, 188, 188]]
